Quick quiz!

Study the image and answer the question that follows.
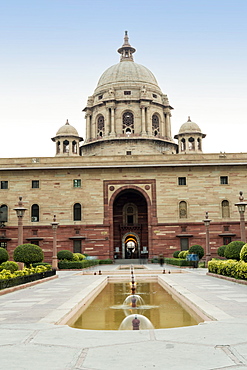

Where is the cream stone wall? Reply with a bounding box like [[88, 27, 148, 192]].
[[0, 153, 246, 229]]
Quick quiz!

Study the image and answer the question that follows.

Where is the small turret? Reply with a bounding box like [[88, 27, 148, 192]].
[[51, 120, 83, 156], [174, 117, 206, 153]]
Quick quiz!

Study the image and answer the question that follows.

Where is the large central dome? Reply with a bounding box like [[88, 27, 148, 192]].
[[82, 32, 177, 156], [94, 31, 161, 95], [95, 61, 160, 93]]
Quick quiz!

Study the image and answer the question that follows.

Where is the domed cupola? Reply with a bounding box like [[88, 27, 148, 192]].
[[81, 32, 177, 156], [174, 117, 206, 153], [51, 120, 83, 156]]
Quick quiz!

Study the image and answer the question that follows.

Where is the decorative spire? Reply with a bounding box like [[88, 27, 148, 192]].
[[188, 116, 191, 122], [66, 119, 69, 125], [117, 31, 136, 62]]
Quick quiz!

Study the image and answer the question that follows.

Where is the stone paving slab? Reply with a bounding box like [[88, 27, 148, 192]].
[[0, 265, 247, 369]]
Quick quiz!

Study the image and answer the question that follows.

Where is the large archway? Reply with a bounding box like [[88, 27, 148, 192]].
[[112, 189, 148, 259]]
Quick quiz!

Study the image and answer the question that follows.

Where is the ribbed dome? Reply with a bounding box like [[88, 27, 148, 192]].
[[56, 120, 79, 137], [179, 118, 202, 134], [95, 61, 160, 91]]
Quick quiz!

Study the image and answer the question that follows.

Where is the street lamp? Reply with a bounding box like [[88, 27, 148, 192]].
[[203, 211, 211, 266], [51, 215, 59, 270], [235, 191, 247, 243], [13, 197, 27, 246]]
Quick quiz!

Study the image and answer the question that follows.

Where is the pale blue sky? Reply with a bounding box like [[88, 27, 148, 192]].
[[1, 0, 247, 157]]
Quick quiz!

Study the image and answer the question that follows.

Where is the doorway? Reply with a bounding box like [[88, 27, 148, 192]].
[[112, 189, 148, 259]]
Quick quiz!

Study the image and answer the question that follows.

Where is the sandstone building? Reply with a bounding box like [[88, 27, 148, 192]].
[[0, 32, 246, 262]]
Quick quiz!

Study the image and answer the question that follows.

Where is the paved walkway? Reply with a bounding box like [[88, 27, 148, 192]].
[[1, 264, 247, 369]]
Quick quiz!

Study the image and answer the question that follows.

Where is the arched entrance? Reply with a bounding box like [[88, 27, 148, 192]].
[[113, 189, 148, 259], [122, 232, 140, 259]]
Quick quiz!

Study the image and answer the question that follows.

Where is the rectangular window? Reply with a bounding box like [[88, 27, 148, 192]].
[[0, 242, 7, 249], [220, 176, 228, 185], [178, 177, 186, 186], [73, 240, 81, 254], [126, 151, 132, 155], [124, 91, 131, 95], [223, 236, 231, 245], [73, 179, 81, 188], [0, 181, 8, 189], [180, 238, 189, 251], [32, 180, 39, 188], [30, 240, 39, 246]]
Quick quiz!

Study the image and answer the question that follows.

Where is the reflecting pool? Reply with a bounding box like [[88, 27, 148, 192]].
[[69, 282, 203, 330]]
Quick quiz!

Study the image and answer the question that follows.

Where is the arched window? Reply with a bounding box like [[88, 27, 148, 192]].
[[63, 140, 69, 153], [122, 112, 134, 134], [152, 114, 160, 136], [179, 201, 187, 219], [123, 203, 138, 225], [57, 141, 60, 154], [197, 138, 201, 150], [74, 203, 81, 221], [72, 140, 77, 154], [31, 204, 39, 222], [97, 115, 105, 137], [222, 200, 230, 218], [181, 138, 186, 151], [188, 137, 195, 150], [0, 205, 8, 223]]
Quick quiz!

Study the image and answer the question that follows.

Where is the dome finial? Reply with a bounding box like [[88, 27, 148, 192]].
[[188, 116, 191, 122], [66, 119, 69, 125], [117, 31, 136, 62]]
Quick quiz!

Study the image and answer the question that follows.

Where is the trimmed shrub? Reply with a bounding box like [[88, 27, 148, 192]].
[[224, 241, 245, 261], [72, 253, 86, 261], [0, 248, 9, 264], [208, 259, 247, 280], [1, 261, 18, 273], [13, 244, 44, 267], [217, 245, 227, 258], [178, 250, 189, 259], [57, 250, 73, 261], [164, 258, 193, 267], [173, 251, 180, 258], [99, 259, 113, 264], [58, 259, 99, 269], [240, 243, 247, 262], [32, 262, 52, 270], [189, 245, 204, 260]]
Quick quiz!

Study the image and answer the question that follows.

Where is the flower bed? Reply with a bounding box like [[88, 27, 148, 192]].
[[0, 265, 55, 290], [208, 259, 247, 280]]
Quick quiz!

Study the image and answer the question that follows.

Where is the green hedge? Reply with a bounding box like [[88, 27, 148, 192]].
[[99, 259, 113, 264], [58, 259, 99, 269], [164, 258, 193, 267], [208, 259, 247, 280]]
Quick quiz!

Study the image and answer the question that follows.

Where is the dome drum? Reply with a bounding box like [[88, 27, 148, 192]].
[[80, 136, 177, 156]]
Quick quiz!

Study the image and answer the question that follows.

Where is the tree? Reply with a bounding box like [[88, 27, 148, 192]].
[[189, 245, 204, 260], [0, 247, 9, 263], [57, 250, 74, 261], [13, 244, 44, 267], [217, 245, 227, 258], [224, 241, 245, 261]]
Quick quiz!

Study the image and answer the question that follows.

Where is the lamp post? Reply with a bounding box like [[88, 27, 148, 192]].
[[13, 197, 27, 246], [203, 211, 211, 266], [51, 215, 59, 270], [235, 191, 247, 243]]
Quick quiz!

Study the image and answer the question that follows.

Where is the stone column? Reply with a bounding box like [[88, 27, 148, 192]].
[[141, 106, 146, 135], [146, 106, 152, 136], [86, 113, 91, 141], [110, 107, 116, 136], [165, 112, 171, 139]]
